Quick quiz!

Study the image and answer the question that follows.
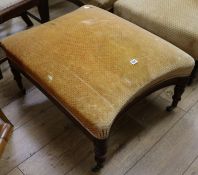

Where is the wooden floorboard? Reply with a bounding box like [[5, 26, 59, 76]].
[[6, 168, 24, 175], [18, 113, 134, 175], [2, 88, 53, 129], [183, 155, 198, 175], [125, 101, 198, 175], [0, 103, 73, 175], [1, 0, 198, 175]]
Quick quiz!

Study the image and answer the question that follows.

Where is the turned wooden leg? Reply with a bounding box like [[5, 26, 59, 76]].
[[37, 0, 50, 23], [21, 12, 33, 27], [166, 78, 188, 112], [188, 60, 198, 85], [9, 61, 26, 94], [0, 67, 3, 80], [92, 139, 107, 172]]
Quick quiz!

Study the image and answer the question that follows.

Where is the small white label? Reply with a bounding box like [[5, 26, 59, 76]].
[[48, 75, 53, 81], [130, 59, 138, 65], [84, 6, 91, 9]]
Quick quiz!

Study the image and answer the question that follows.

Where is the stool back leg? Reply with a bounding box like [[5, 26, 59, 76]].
[[38, 0, 50, 23], [188, 60, 198, 85], [92, 139, 108, 172], [9, 61, 26, 94], [166, 77, 188, 111]]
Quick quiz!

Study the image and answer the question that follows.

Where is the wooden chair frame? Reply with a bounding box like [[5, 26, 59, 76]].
[[0, 0, 49, 80], [0, 0, 49, 25]]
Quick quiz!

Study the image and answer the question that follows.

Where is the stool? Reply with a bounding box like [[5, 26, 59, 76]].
[[0, 6, 194, 171]]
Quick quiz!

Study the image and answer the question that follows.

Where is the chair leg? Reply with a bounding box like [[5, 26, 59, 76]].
[[37, 0, 50, 23], [166, 78, 188, 112], [92, 139, 107, 172], [188, 60, 198, 85], [21, 13, 33, 27], [9, 61, 26, 94]]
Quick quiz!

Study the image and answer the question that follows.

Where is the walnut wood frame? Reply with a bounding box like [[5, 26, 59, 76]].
[[7, 56, 189, 172]]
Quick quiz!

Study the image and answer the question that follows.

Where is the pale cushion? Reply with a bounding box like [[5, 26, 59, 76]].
[[114, 0, 198, 60], [0, 6, 194, 139], [79, 0, 117, 10]]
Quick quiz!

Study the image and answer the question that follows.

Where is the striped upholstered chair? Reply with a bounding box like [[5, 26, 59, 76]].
[[114, 0, 198, 84]]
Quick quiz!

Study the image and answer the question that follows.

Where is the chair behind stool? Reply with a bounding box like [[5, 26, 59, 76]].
[[0, 0, 50, 79]]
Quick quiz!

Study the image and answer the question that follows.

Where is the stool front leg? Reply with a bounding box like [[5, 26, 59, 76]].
[[92, 139, 108, 172], [9, 61, 26, 94], [166, 78, 188, 112]]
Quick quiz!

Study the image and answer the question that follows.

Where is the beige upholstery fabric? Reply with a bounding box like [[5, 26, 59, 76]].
[[114, 0, 198, 61], [79, 0, 117, 10], [1, 6, 194, 139]]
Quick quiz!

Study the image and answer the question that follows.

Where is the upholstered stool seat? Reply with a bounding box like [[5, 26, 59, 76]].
[[114, 0, 198, 82], [0, 6, 194, 170]]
